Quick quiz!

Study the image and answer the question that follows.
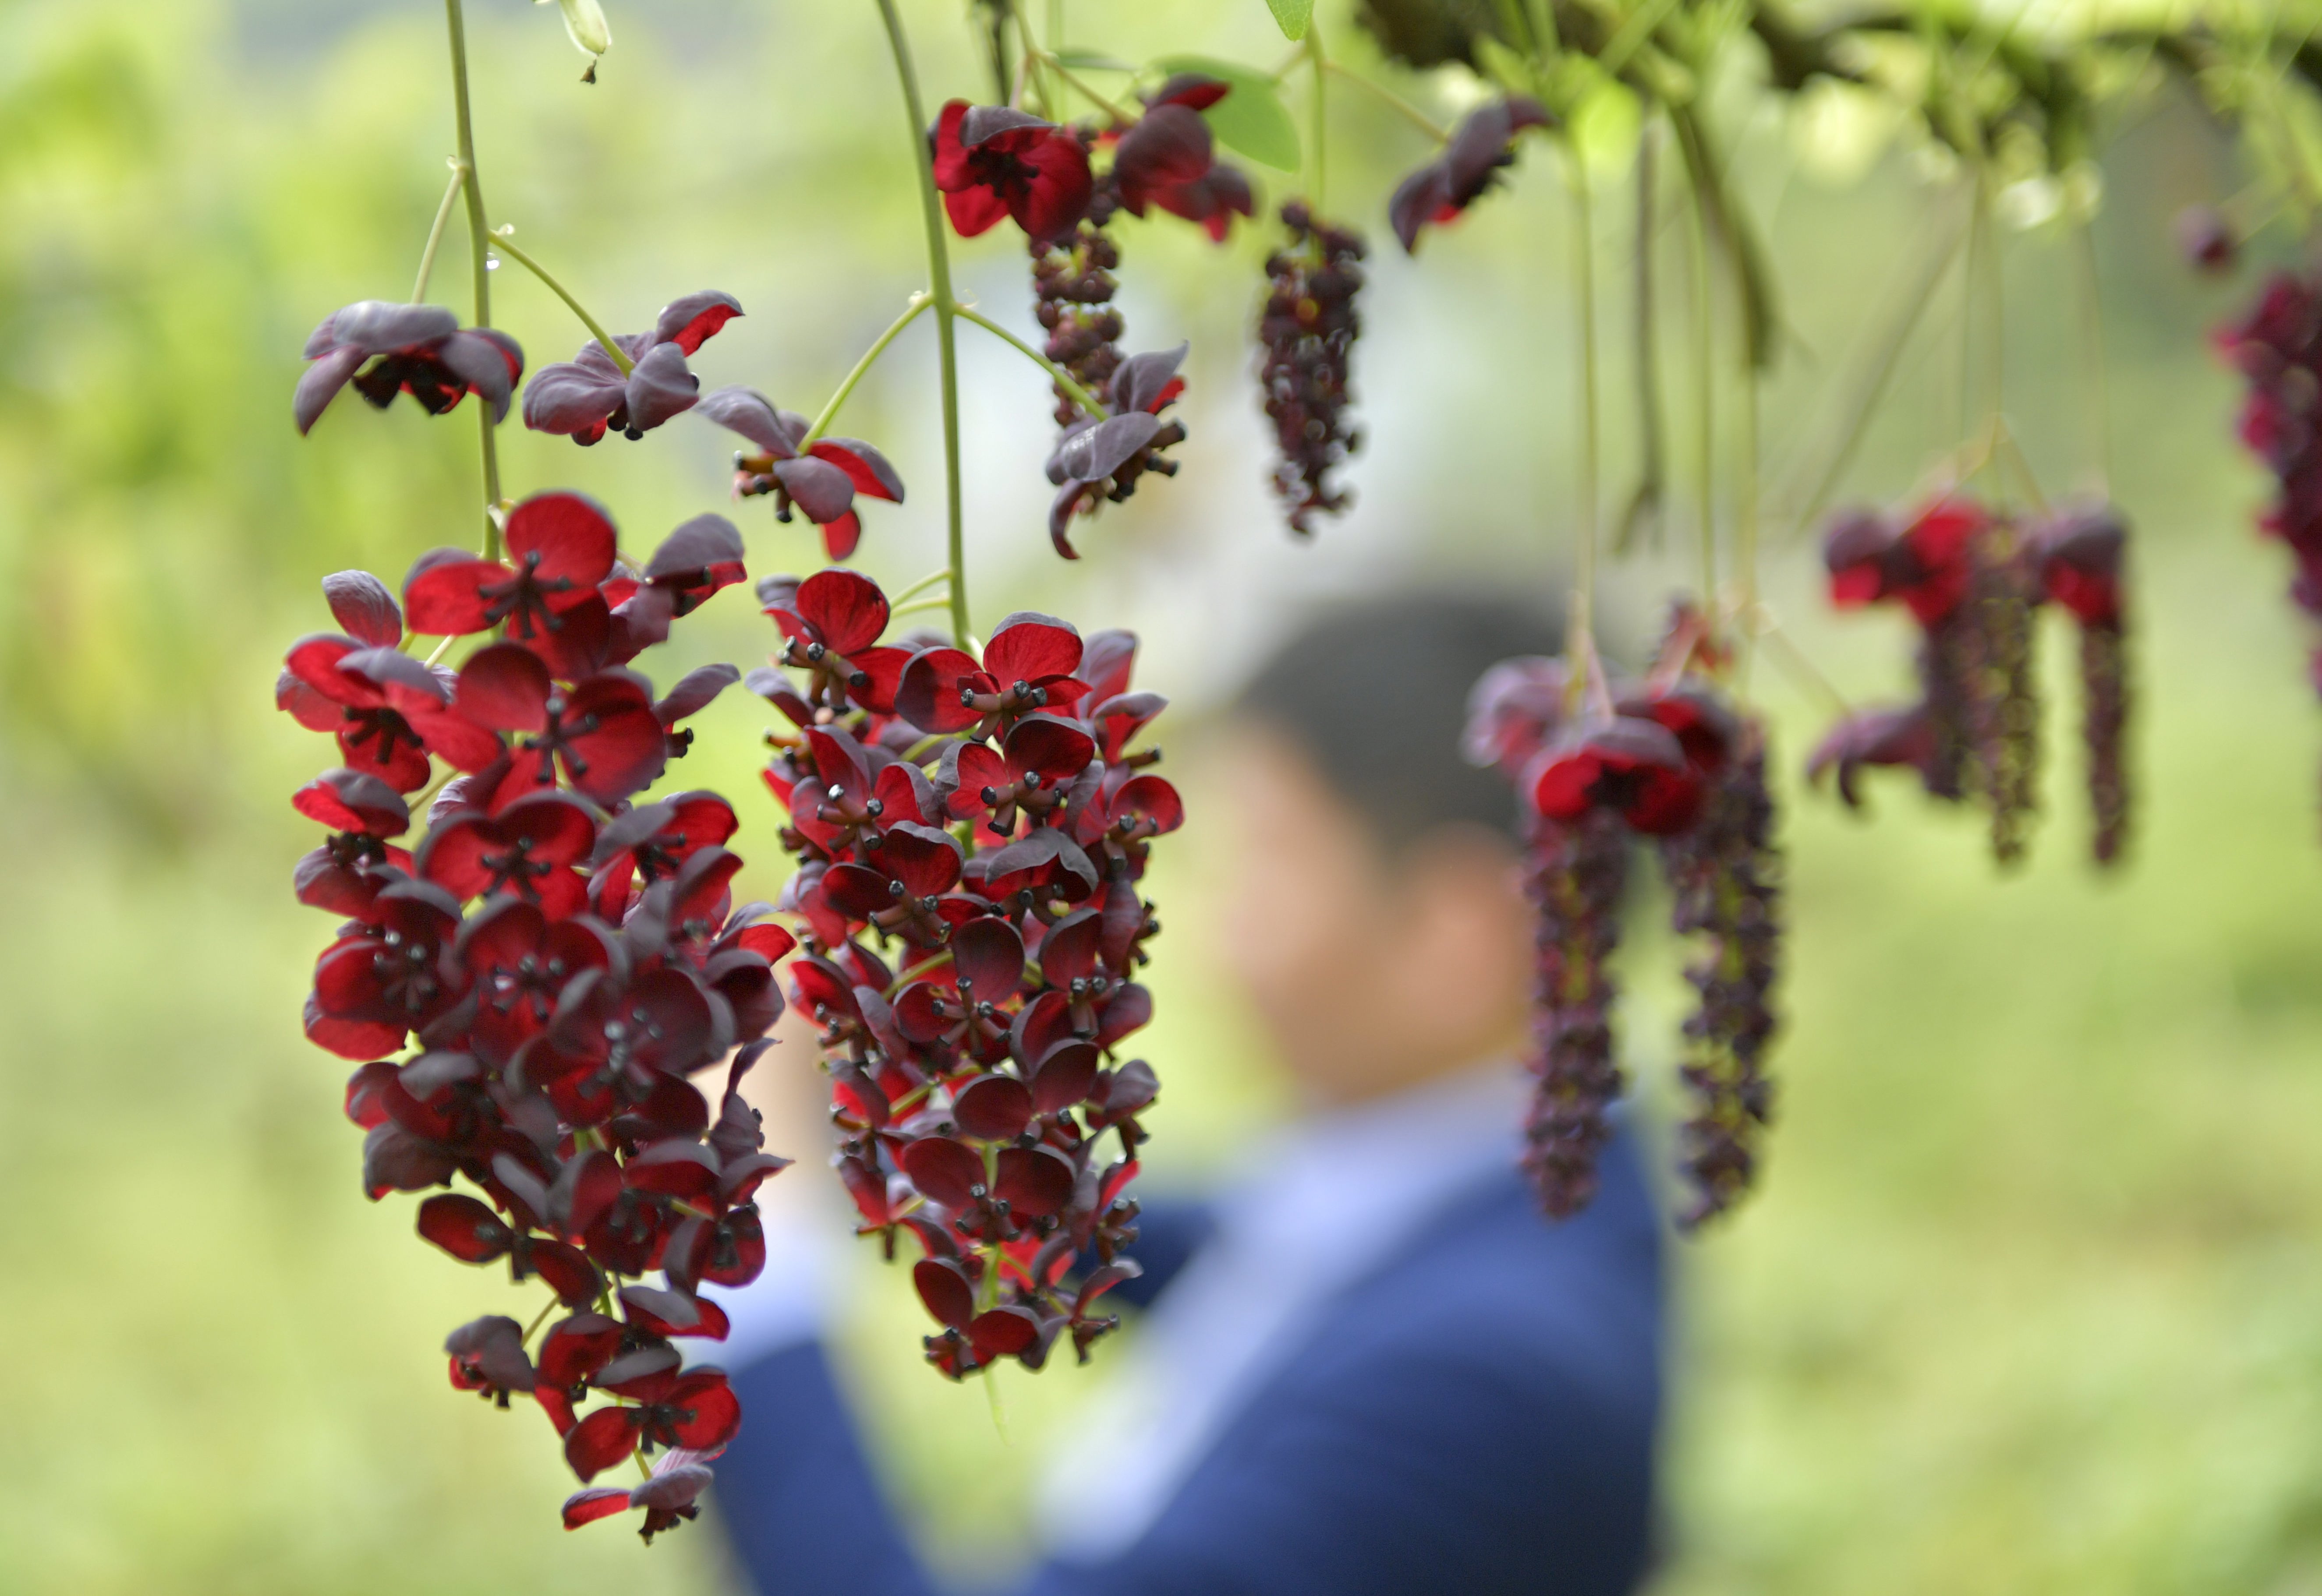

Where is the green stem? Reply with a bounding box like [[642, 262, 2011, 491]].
[[1031, 48, 1128, 122], [1322, 60, 1446, 141], [801, 294, 932, 448], [412, 161, 468, 303], [488, 229, 634, 378], [522, 1294, 561, 1343], [889, 594, 955, 618], [876, 0, 970, 650], [1620, 122, 1662, 554], [889, 566, 954, 605], [1568, 139, 1601, 674], [1689, 146, 1716, 603], [1307, 26, 1327, 212], [444, 0, 502, 557], [952, 302, 1106, 416], [2072, 218, 2111, 496]]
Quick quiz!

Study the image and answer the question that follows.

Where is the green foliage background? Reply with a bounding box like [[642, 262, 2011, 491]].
[[2, 1, 2318, 1592]]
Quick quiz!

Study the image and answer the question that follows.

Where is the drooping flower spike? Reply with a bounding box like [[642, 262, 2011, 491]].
[[296, 301, 524, 434], [1260, 201, 1367, 535], [697, 388, 905, 560], [523, 290, 743, 444]]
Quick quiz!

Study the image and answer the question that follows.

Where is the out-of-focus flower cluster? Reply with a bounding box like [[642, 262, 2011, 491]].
[[1810, 494, 2131, 866], [1259, 201, 1367, 536], [277, 492, 790, 1536], [1465, 620, 1783, 1228], [749, 569, 1175, 1377]]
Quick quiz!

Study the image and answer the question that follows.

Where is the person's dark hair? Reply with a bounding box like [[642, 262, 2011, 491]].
[[1234, 591, 1563, 851]]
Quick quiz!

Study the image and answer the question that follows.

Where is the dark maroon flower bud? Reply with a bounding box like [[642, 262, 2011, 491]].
[[930, 100, 1094, 242], [296, 300, 523, 434], [1388, 95, 1553, 253], [2175, 205, 2237, 274], [1259, 201, 1366, 535], [523, 290, 743, 444]]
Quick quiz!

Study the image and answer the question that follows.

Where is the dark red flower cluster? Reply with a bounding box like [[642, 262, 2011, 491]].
[[2219, 272, 2322, 787], [747, 568, 1173, 1378], [1389, 96, 1554, 254], [1258, 201, 1367, 535], [277, 490, 792, 1537], [296, 301, 525, 434], [1811, 495, 2131, 866], [524, 290, 744, 445], [1465, 643, 1783, 1224]]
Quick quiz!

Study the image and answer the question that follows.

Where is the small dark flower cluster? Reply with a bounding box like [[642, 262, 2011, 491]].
[[2219, 272, 2322, 797], [1258, 201, 1367, 535], [931, 81, 1253, 557], [1465, 637, 1784, 1225], [747, 569, 1176, 1378], [1811, 495, 2131, 866], [277, 491, 795, 1539]]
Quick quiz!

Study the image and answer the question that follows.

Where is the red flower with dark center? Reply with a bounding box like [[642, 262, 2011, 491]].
[[279, 634, 504, 791], [524, 291, 742, 445], [1526, 715, 1701, 835], [1822, 498, 1985, 627], [759, 568, 912, 716], [309, 876, 467, 1058], [697, 388, 905, 560], [454, 645, 669, 806], [295, 300, 523, 434], [894, 916, 1027, 1059], [404, 492, 621, 642], [445, 1314, 536, 1405], [822, 822, 969, 947], [533, 964, 722, 1121], [563, 1452, 720, 1541], [930, 101, 1094, 242], [940, 713, 1097, 837], [418, 1191, 601, 1305], [1044, 345, 1190, 558], [1389, 96, 1554, 253], [563, 1366, 741, 1482], [452, 896, 620, 1064], [418, 790, 601, 917], [895, 611, 1092, 735]]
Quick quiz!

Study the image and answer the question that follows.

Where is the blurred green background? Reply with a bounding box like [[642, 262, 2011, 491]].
[[3, 0, 2320, 1591]]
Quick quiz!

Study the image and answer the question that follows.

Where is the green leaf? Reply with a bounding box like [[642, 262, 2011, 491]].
[[1264, 0, 1314, 42], [1154, 54, 1302, 171], [1051, 48, 1136, 72]]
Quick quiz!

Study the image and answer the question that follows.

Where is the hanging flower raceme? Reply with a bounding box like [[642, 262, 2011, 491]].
[[273, 491, 787, 1537], [931, 100, 1094, 243], [1465, 643, 1783, 1224], [295, 302, 524, 434], [1815, 494, 2132, 866], [523, 291, 743, 444], [696, 388, 905, 561], [750, 570, 1170, 1381], [1258, 201, 1366, 535], [1389, 96, 1554, 254]]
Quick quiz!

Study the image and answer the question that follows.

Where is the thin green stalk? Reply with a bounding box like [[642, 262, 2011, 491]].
[[890, 594, 955, 618], [876, 0, 971, 650], [801, 293, 932, 447], [889, 566, 954, 605], [2073, 218, 2111, 496], [951, 302, 1106, 415], [1690, 149, 1716, 603], [1308, 26, 1327, 213], [1032, 49, 1129, 122], [1568, 139, 1602, 681], [1322, 60, 1447, 141], [444, 0, 501, 556], [1620, 123, 1663, 554], [488, 230, 634, 377], [412, 161, 468, 303]]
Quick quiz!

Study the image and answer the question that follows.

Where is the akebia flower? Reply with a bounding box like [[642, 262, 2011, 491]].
[[295, 301, 523, 434], [403, 491, 619, 642], [563, 1451, 719, 1542], [1046, 344, 1189, 558], [1526, 714, 1702, 836], [523, 290, 743, 444], [1113, 78, 1254, 243], [930, 100, 1094, 242], [1389, 96, 1553, 253], [697, 388, 904, 560]]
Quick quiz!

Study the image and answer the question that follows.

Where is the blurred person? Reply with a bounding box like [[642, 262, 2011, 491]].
[[705, 594, 1664, 1595]]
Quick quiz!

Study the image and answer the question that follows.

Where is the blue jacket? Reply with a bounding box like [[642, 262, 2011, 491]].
[[713, 1131, 1664, 1595]]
